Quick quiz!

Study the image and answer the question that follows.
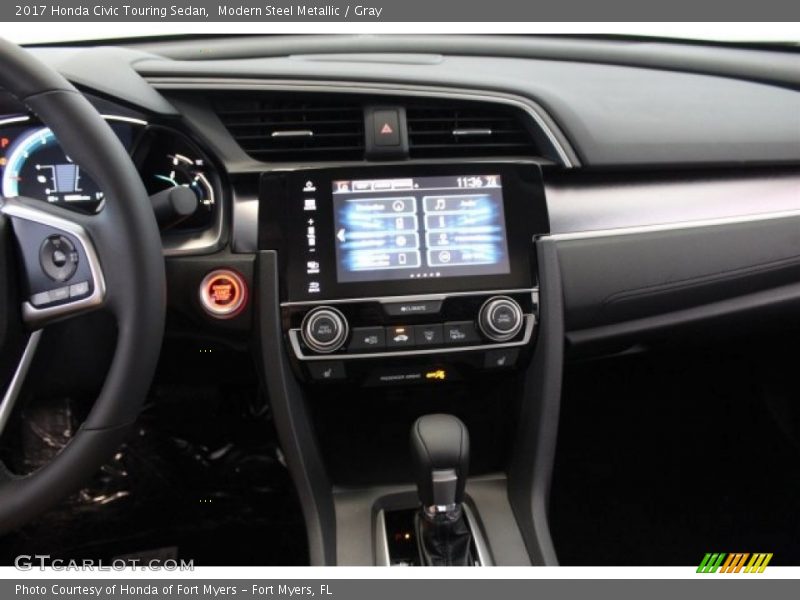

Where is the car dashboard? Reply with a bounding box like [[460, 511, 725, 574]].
[[1, 34, 799, 567]]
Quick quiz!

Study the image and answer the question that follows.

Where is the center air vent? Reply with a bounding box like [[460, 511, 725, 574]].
[[406, 102, 539, 159], [208, 91, 554, 163], [213, 93, 365, 161]]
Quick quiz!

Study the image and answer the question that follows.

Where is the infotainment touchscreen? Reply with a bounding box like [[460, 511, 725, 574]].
[[331, 174, 510, 284], [264, 163, 548, 302]]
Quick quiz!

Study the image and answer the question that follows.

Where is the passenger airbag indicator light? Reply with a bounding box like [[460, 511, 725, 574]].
[[199, 269, 247, 319]]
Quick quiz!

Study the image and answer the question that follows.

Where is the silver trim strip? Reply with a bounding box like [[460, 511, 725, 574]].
[[0, 115, 30, 126], [375, 504, 491, 566], [100, 114, 148, 126], [272, 130, 314, 138], [289, 314, 535, 361], [1, 114, 147, 128], [147, 77, 577, 168], [374, 510, 391, 567], [453, 128, 492, 136], [464, 504, 492, 567], [281, 287, 538, 308], [0, 330, 42, 438], [545, 207, 800, 242], [0, 199, 107, 326]]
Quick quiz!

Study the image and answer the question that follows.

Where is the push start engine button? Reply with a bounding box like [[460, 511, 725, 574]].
[[199, 269, 247, 319]]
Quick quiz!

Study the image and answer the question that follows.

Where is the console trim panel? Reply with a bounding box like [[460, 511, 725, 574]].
[[289, 314, 535, 361], [281, 287, 538, 308]]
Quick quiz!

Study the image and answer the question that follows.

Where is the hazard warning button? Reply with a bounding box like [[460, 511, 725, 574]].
[[373, 109, 401, 146]]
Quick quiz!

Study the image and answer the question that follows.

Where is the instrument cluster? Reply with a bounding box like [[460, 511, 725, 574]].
[[0, 114, 220, 233]]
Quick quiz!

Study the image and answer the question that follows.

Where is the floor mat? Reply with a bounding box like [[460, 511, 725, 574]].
[[0, 343, 309, 566]]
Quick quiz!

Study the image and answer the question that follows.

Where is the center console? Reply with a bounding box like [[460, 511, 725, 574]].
[[256, 161, 559, 566], [260, 163, 549, 385]]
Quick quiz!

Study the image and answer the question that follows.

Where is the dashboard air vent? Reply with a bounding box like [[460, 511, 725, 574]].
[[213, 93, 365, 161], [406, 102, 539, 159]]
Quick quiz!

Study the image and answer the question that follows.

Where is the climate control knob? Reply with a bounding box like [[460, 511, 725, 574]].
[[478, 296, 524, 342], [301, 307, 349, 354]]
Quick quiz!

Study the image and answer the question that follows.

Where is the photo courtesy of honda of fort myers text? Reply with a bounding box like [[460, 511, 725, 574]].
[[0, 1, 799, 599]]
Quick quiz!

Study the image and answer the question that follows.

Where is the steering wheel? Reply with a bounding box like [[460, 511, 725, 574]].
[[0, 39, 165, 532]]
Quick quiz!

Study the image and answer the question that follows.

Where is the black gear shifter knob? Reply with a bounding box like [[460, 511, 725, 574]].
[[410, 414, 470, 511]]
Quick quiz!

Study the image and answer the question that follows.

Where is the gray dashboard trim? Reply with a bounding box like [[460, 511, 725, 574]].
[[547, 207, 800, 242], [147, 77, 579, 168], [545, 172, 800, 239]]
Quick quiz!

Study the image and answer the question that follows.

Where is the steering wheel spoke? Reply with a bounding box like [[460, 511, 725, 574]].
[[0, 329, 41, 440], [0, 196, 107, 328]]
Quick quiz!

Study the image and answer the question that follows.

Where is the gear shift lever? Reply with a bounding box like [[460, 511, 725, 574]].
[[409, 414, 475, 566]]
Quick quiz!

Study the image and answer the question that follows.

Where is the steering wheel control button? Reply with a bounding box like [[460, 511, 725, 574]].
[[69, 281, 90, 298], [39, 235, 78, 282], [199, 269, 247, 319], [30, 291, 51, 307], [348, 327, 386, 352], [387, 325, 415, 349], [383, 299, 443, 317], [478, 296, 524, 342], [49, 286, 70, 302], [444, 321, 480, 345], [414, 324, 444, 347], [301, 307, 349, 354], [484, 348, 520, 370], [30, 286, 70, 307], [308, 361, 346, 382]]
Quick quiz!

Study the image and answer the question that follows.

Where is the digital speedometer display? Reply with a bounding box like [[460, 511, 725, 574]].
[[0, 117, 218, 231], [1, 126, 104, 210]]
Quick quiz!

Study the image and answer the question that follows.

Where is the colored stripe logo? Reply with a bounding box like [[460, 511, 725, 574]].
[[697, 553, 773, 573]]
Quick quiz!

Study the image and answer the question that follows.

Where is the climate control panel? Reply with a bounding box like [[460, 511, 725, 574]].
[[282, 290, 538, 384]]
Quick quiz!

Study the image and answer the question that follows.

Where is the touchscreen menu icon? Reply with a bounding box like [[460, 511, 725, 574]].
[[334, 196, 422, 272], [423, 194, 506, 267], [332, 174, 510, 284]]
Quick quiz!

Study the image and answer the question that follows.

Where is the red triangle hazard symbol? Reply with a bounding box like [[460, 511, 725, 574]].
[[380, 123, 394, 135]]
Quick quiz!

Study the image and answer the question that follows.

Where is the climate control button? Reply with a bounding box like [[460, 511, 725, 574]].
[[301, 307, 349, 354], [478, 296, 524, 342]]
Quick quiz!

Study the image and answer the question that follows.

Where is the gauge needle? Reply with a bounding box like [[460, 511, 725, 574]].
[[155, 174, 179, 187]]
